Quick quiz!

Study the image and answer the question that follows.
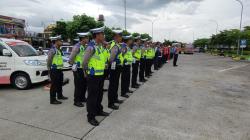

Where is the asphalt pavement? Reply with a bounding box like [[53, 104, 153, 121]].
[[0, 53, 250, 140]]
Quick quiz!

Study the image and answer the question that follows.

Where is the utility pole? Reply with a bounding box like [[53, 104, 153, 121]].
[[235, 0, 244, 55], [124, 0, 127, 30], [209, 20, 219, 35], [151, 19, 158, 41]]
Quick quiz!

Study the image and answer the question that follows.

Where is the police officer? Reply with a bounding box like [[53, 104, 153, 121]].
[[173, 43, 180, 67], [145, 40, 152, 78], [69, 32, 89, 107], [154, 42, 161, 70], [148, 42, 155, 75], [108, 30, 125, 110], [47, 35, 68, 104], [131, 35, 141, 88], [82, 27, 109, 126], [121, 35, 134, 98], [102, 41, 110, 92], [139, 38, 148, 82]]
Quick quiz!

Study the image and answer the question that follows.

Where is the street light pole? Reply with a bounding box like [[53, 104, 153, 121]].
[[209, 20, 219, 35], [151, 19, 158, 41], [235, 0, 244, 55], [124, 0, 127, 30]]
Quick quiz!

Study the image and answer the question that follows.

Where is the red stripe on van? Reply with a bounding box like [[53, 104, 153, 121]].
[[0, 76, 10, 84]]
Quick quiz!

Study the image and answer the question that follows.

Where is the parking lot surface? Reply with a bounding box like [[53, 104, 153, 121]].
[[0, 53, 250, 140]]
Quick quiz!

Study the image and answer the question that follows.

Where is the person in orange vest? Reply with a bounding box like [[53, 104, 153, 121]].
[[163, 44, 168, 64], [167, 45, 170, 63]]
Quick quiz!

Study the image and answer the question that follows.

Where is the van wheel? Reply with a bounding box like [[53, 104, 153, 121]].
[[11, 73, 31, 90]]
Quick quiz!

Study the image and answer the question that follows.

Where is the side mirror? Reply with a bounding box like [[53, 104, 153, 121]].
[[3, 49, 12, 57]]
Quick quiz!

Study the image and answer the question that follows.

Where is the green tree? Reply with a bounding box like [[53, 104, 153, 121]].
[[52, 21, 67, 40], [104, 26, 113, 42], [140, 33, 152, 40], [66, 14, 100, 41], [193, 38, 210, 48], [132, 32, 140, 37]]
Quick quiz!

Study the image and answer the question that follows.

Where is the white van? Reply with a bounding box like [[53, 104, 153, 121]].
[[0, 38, 48, 89]]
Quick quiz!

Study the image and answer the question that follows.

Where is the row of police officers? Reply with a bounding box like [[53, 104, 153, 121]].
[[47, 27, 168, 126]]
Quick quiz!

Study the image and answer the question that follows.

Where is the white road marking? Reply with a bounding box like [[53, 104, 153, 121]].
[[219, 64, 249, 72]]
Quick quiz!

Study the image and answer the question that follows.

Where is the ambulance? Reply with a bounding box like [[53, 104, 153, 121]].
[[0, 38, 48, 89]]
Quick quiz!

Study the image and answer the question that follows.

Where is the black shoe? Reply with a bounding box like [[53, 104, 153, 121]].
[[74, 102, 84, 107], [108, 104, 119, 110], [135, 83, 141, 86], [127, 90, 133, 93], [121, 94, 129, 98], [174, 65, 178, 67], [146, 76, 150, 78], [50, 100, 62, 105], [140, 79, 147, 82], [131, 85, 139, 89], [81, 98, 87, 103], [114, 99, 124, 104], [88, 118, 99, 126], [97, 111, 110, 116], [58, 96, 68, 100]]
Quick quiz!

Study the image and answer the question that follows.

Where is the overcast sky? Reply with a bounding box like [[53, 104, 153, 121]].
[[0, 0, 249, 42]]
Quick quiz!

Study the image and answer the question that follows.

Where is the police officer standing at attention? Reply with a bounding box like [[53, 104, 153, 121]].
[[102, 41, 110, 92], [145, 40, 152, 78], [121, 35, 134, 98], [47, 35, 68, 104], [82, 27, 109, 126], [131, 35, 141, 89], [173, 43, 180, 67], [139, 38, 148, 82], [108, 30, 125, 110], [69, 32, 89, 107]]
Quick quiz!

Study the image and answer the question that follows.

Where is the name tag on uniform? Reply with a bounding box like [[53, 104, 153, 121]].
[[72, 64, 77, 72], [111, 62, 116, 70]]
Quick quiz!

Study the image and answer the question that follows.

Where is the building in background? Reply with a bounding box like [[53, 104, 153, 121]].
[[0, 15, 25, 39]]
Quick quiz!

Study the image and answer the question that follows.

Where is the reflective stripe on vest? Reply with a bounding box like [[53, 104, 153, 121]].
[[133, 47, 141, 61], [74, 45, 85, 68], [124, 47, 133, 65], [110, 41, 124, 65], [87, 45, 105, 76], [145, 48, 154, 59], [103, 48, 110, 62], [52, 49, 63, 69]]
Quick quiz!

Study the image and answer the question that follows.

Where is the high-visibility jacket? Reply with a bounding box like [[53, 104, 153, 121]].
[[133, 46, 141, 61], [74, 45, 85, 68], [87, 45, 105, 76], [110, 41, 124, 65], [52, 48, 63, 69], [102, 47, 110, 63], [151, 48, 156, 58], [145, 48, 152, 59], [124, 46, 134, 65]]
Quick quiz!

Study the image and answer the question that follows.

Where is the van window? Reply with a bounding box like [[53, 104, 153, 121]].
[[0, 43, 7, 56], [6, 42, 38, 57]]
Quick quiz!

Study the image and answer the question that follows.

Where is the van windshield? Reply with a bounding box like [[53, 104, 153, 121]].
[[6, 42, 38, 57]]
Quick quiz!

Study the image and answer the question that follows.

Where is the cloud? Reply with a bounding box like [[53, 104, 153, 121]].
[[0, 0, 249, 42], [95, 0, 203, 13]]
